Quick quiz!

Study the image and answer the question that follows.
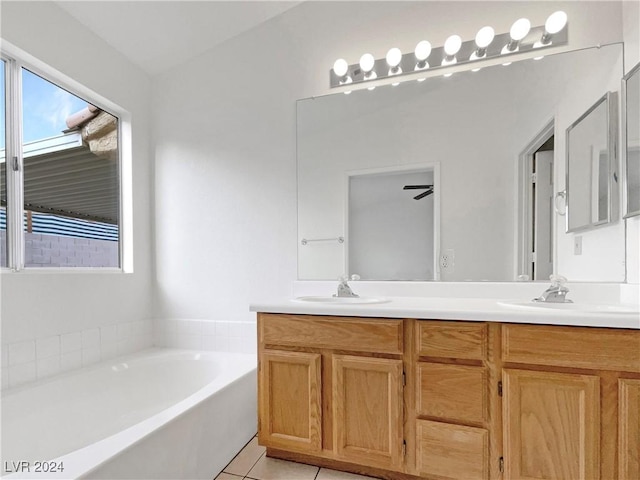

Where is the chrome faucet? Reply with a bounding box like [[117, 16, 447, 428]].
[[334, 274, 360, 298], [533, 275, 573, 303]]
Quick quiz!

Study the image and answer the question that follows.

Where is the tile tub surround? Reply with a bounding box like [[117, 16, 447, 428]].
[[1, 319, 152, 390], [154, 319, 257, 354], [216, 436, 378, 480]]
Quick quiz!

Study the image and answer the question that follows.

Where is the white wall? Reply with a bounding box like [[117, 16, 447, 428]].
[[153, 1, 628, 324], [0, 2, 153, 388]]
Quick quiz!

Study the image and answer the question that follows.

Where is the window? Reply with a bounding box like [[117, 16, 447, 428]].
[[1, 51, 122, 270], [1, 58, 7, 268]]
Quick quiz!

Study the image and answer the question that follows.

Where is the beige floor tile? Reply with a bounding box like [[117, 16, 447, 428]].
[[246, 455, 319, 480], [316, 468, 379, 480], [214, 473, 243, 480], [224, 437, 266, 476]]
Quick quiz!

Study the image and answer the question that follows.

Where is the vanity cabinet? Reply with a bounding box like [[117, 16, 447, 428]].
[[257, 313, 405, 472], [257, 314, 640, 480], [413, 321, 497, 480], [502, 324, 640, 480]]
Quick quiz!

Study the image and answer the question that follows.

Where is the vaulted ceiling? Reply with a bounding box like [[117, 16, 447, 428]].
[[55, 1, 301, 76]]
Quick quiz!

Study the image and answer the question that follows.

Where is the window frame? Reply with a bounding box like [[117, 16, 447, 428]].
[[1, 41, 133, 273]]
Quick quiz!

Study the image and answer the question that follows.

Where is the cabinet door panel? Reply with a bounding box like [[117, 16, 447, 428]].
[[332, 355, 403, 471], [259, 350, 322, 453], [619, 379, 640, 480], [416, 420, 488, 480], [503, 369, 600, 480]]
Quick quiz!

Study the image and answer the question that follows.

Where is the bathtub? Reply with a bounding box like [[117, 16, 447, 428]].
[[1, 348, 257, 479]]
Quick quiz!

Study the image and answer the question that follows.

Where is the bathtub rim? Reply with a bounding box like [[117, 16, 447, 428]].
[[1, 348, 257, 479]]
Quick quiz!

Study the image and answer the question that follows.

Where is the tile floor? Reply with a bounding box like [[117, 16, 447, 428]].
[[215, 436, 378, 480]]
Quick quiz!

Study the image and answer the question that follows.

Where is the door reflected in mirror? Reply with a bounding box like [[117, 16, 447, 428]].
[[348, 166, 438, 281]]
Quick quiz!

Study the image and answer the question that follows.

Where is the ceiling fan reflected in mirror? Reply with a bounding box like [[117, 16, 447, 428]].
[[403, 184, 434, 200]]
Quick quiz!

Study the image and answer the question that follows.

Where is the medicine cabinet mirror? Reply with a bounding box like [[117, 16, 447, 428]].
[[565, 92, 618, 232], [623, 62, 640, 218]]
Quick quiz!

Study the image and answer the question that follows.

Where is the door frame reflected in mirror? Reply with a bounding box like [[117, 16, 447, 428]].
[[345, 163, 440, 281]]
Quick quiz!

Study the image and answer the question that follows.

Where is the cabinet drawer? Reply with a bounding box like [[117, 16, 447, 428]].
[[259, 314, 403, 354], [417, 363, 487, 425], [417, 321, 487, 360], [416, 420, 489, 480], [503, 324, 640, 372]]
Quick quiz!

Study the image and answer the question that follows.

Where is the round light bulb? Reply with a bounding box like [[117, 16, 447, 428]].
[[359, 53, 375, 73], [333, 58, 349, 77], [545, 11, 567, 34], [444, 35, 462, 56], [414, 40, 432, 61], [475, 26, 495, 49], [386, 47, 402, 67], [510, 18, 531, 41]]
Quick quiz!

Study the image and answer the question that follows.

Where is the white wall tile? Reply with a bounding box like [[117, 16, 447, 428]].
[[8, 340, 36, 365], [202, 335, 216, 351], [37, 356, 61, 379], [100, 324, 118, 345], [82, 328, 101, 350], [229, 322, 243, 338], [60, 350, 82, 372], [36, 335, 60, 360], [61, 332, 82, 353], [9, 361, 36, 387], [1, 367, 8, 390], [215, 321, 229, 337], [202, 321, 216, 336], [101, 342, 119, 361], [177, 319, 202, 335], [1, 345, 9, 367], [229, 337, 244, 353], [116, 322, 132, 342], [215, 336, 231, 352], [82, 346, 101, 367]]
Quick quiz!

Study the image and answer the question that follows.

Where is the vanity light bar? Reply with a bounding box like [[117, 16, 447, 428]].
[[330, 13, 568, 89]]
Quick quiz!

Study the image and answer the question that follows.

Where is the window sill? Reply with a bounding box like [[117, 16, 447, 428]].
[[0, 267, 131, 274]]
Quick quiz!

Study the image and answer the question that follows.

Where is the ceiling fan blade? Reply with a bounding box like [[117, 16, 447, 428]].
[[413, 187, 434, 200]]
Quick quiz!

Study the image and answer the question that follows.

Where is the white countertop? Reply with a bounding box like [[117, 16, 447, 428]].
[[250, 296, 640, 329]]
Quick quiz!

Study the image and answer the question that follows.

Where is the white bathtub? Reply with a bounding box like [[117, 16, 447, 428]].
[[1, 348, 257, 479]]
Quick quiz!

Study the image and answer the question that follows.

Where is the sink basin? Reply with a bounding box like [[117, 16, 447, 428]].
[[292, 296, 390, 305], [498, 300, 640, 315]]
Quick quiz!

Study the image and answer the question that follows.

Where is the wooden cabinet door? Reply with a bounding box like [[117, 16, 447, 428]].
[[503, 369, 600, 480], [259, 350, 322, 453], [619, 379, 640, 480], [332, 354, 403, 471]]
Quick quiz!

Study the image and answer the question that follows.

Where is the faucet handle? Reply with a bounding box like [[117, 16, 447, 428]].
[[549, 274, 568, 287], [350, 274, 360, 281]]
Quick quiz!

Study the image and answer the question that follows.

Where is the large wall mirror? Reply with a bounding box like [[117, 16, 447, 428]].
[[297, 43, 626, 282], [623, 62, 640, 218]]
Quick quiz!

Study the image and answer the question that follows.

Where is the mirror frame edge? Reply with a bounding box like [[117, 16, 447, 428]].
[[622, 61, 640, 219], [565, 90, 619, 233]]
